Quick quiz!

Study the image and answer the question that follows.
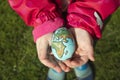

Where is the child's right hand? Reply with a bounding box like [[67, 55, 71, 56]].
[[63, 28, 95, 68], [36, 33, 70, 73]]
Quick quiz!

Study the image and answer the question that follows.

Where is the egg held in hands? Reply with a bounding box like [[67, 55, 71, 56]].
[[51, 27, 75, 61]]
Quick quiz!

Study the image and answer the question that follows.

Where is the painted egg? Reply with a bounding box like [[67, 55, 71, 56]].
[[51, 27, 75, 61]]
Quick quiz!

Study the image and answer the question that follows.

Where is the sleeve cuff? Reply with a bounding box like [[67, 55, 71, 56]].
[[32, 17, 64, 42]]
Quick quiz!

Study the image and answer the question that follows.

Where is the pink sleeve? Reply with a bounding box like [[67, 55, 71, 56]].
[[67, 0, 120, 39], [8, 0, 64, 42]]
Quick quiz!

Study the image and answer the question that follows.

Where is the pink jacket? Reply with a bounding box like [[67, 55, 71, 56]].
[[8, 0, 120, 42]]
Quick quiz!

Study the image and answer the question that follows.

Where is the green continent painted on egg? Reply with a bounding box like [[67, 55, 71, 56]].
[[52, 41, 66, 58], [54, 28, 73, 43], [52, 27, 74, 59]]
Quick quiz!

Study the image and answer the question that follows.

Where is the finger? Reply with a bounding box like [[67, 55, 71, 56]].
[[58, 61, 71, 72], [63, 59, 72, 67], [70, 50, 88, 67], [71, 57, 84, 67], [36, 40, 62, 72], [87, 46, 95, 61], [88, 53, 95, 61], [63, 52, 84, 68], [76, 48, 87, 56], [77, 45, 95, 61], [41, 58, 62, 72]]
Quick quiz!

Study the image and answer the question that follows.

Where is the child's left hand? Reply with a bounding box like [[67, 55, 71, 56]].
[[63, 28, 95, 68], [36, 33, 71, 72]]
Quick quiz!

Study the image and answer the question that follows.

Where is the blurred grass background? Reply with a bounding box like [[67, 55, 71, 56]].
[[0, 1, 120, 80]]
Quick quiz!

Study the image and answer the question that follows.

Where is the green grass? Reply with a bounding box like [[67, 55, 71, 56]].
[[0, 1, 120, 80]]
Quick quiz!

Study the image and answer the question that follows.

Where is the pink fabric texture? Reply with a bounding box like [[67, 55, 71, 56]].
[[8, 0, 120, 42], [33, 17, 64, 42], [67, 0, 120, 38]]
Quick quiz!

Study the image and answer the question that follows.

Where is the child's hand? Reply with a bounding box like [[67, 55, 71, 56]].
[[36, 33, 70, 72], [64, 28, 95, 68]]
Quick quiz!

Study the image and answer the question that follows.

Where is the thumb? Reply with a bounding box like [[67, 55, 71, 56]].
[[88, 53, 95, 61], [87, 46, 95, 61]]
